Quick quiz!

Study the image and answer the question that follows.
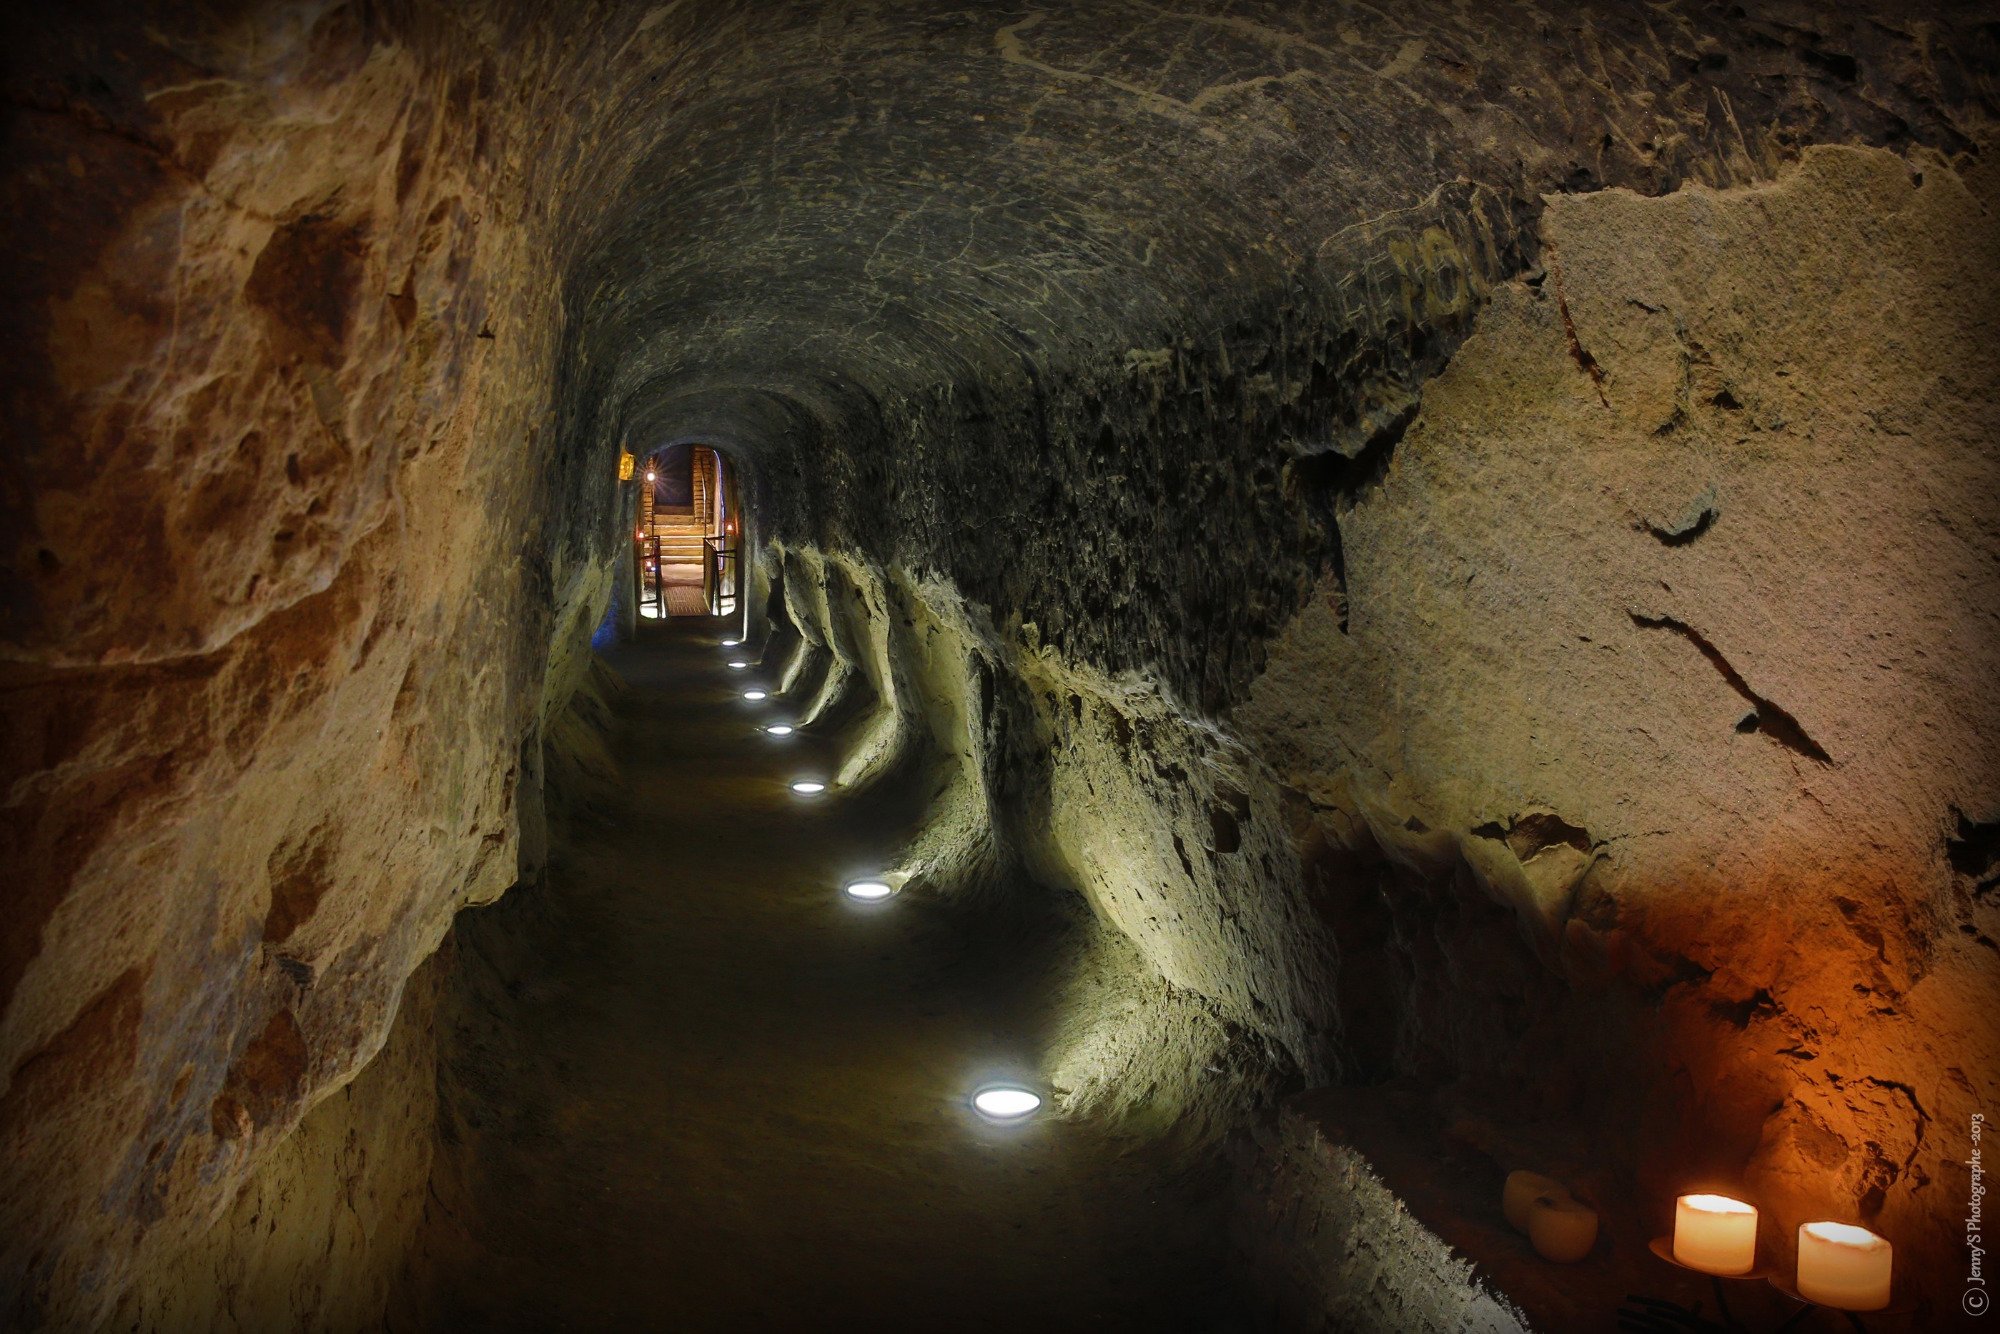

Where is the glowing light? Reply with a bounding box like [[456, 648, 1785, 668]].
[[723, 639, 740, 646], [728, 661, 749, 669], [1797, 1222, 1892, 1310], [1804, 1221, 1882, 1246], [790, 780, 827, 795], [764, 725, 795, 736], [1673, 1194, 1758, 1275], [645, 470, 656, 482], [743, 690, 768, 701], [844, 879, 894, 901], [971, 1086, 1042, 1121]]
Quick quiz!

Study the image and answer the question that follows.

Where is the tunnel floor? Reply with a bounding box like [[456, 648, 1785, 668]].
[[419, 619, 1242, 1331]]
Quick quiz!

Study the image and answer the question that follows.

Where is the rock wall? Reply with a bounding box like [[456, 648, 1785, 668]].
[[102, 956, 441, 1334], [387, 658, 624, 1330], [680, 4, 1990, 715], [761, 543, 1335, 1144], [1232, 1094, 1535, 1334], [0, 4, 642, 1324], [1240, 143, 2000, 1310]]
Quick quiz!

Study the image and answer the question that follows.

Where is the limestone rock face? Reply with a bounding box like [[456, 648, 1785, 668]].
[[1, 0, 1994, 1326], [1240, 144, 2000, 1298], [1, 5, 625, 1324], [105, 956, 442, 1332]]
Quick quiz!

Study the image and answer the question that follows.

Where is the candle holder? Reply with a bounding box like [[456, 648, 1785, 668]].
[[1647, 1236, 1776, 1331], [1625, 1245, 1918, 1333], [1765, 1275, 1916, 1329]]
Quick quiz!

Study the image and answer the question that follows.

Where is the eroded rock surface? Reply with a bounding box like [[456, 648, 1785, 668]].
[[1242, 141, 2000, 1314], [1, 5, 627, 1323]]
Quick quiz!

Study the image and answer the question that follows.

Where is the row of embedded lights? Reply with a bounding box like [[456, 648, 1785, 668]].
[[725, 627, 1905, 1290], [721, 635, 1041, 1127]]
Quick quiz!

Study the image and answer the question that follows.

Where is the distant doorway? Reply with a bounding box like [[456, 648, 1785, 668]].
[[636, 444, 740, 619]]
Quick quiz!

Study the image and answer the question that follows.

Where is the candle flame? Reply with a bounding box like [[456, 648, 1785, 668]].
[[1803, 1221, 1885, 1249], [1682, 1194, 1755, 1215]]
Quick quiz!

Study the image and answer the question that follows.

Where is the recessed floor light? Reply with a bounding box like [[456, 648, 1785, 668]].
[[971, 1086, 1042, 1121], [790, 780, 827, 795], [728, 661, 749, 669], [764, 724, 795, 736], [723, 639, 740, 646], [743, 690, 768, 701], [844, 879, 894, 901]]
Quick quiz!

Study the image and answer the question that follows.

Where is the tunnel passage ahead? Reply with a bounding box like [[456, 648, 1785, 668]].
[[407, 620, 1236, 1330]]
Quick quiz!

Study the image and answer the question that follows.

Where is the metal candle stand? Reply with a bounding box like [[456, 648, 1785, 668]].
[[1764, 1274, 1915, 1331], [1618, 1238, 1915, 1333]]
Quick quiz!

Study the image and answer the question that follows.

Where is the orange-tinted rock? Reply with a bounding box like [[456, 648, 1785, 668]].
[[1243, 146, 2000, 1311]]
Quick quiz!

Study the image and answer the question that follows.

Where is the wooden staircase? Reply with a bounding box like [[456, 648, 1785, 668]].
[[635, 446, 730, 618], [652, 512, 708, 564], [655, 448, 716, 563]]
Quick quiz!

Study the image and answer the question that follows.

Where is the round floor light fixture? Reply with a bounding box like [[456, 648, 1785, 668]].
[[743, 689, 768, 701], [790, 780, 827, 795], [843, 879, 894, 902], [971, 1085, 1043, 1122], [764, 724, 795, 736], [728, 660, 749, 669]]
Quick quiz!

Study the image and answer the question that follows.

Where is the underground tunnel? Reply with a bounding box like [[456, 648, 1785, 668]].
[[3, 1, 1998, 1330]]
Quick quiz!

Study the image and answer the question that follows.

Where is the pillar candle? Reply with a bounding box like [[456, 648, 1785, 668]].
[[1796, 1221, 1892, 1311], [1673, 1194, 1759, 1275], [1528, 1193, 1599, 1263], [1503, 1170, 1564, 1232]]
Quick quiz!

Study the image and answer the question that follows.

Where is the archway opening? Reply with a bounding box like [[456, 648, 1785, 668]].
[[634, 443, 743, 620]]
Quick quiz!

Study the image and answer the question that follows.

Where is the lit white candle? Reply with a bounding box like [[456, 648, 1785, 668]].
[[1796, 1221, 1891, 1311], [1673, 1194, 1758, 1275]]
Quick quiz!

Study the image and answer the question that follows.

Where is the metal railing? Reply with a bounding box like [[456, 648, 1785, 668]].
[[703, 536, 738, 616], [636, 535, 663, 618]]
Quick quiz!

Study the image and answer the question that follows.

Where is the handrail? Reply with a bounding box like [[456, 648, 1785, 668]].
[[702, 536, 738, 616], [636, 534, 663, 619]]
